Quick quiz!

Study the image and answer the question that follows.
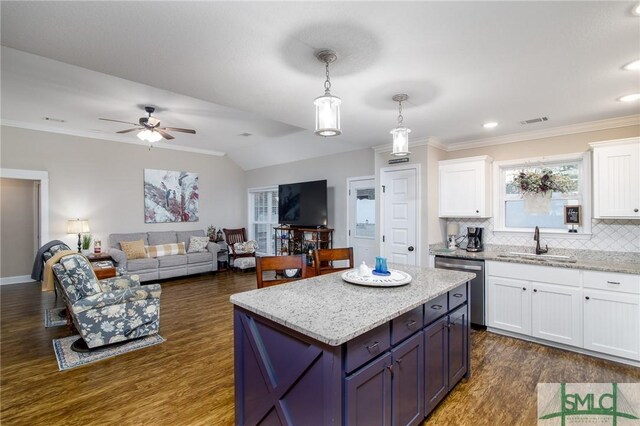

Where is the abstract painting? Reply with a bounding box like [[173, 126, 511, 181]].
[[144, 169, 199, 223]]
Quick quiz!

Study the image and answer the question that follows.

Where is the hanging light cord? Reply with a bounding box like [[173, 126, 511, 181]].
[[397, 100, 404, 126], [324, 61, 332, 95]]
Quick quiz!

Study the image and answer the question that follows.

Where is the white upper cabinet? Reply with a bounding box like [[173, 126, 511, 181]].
[[438, 156, 492, 218], [591, 138, 640, 219]]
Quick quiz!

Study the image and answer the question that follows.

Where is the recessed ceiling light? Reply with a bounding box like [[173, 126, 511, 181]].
[[618, 93, 640, 102], [623, 59, 640, 71], [483, 122, 498, 129], [43, 116, 66, 123]]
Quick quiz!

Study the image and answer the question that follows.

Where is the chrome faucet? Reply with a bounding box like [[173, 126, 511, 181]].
[[534, 226, 548, 255]]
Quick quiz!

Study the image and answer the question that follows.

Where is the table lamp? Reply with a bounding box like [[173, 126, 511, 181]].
[[446, 223, 459, 250], [67, 218, 90, 253]]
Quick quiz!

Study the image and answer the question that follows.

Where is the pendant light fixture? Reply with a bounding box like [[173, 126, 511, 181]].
[[390, 94, 411, 156], [314, 50, 341, 137], [137, 129, 162, 143]]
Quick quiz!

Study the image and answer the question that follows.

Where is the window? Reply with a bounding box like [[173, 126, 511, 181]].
[[495, 153, 591, 234], [355, 188, 375, 238], [248, 187, 278, 255]]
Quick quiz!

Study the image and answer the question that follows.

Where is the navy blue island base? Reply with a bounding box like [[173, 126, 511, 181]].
[[233, 280, 471, 426]]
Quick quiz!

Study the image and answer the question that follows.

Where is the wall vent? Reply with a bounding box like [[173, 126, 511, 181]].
[[520, 116, 549, 125]]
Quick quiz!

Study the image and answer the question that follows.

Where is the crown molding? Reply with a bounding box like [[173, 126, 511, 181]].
[[372, 136, 444, 154], [445, 114, 640, 152], [0, 119, 226, 157]]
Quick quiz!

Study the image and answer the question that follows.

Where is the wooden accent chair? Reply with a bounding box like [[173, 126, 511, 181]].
[[256, 254, 308, 288], [223, 228, 256, 271], [313, 247, 354, 275]]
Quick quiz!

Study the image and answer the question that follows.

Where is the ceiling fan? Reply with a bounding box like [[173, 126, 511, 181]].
[[99, 106, 196, 142]]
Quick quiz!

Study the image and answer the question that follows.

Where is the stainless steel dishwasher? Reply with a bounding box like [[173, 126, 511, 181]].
[[434, 256, 485, 327]]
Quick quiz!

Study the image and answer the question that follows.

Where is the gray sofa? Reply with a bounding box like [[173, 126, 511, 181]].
[[108, 230, 219, 282]]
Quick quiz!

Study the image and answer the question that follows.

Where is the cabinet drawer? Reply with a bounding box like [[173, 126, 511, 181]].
[[583, 270, 640, 294], [346, 323, 391, 374], [448, 284, 467, 311], [424, 294, 448, 326], [391, 306, 423, 345]]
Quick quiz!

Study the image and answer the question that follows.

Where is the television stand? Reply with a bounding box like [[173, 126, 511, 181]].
[[274, 226, 334, 257]]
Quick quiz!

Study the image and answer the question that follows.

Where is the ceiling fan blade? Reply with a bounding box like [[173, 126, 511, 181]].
[[116, 128, 141, 134], [99, 118, 140, 126], [155, 128, 174, 140], [161, 127, 196, 134]]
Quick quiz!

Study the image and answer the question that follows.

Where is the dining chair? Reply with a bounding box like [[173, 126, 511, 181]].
[[256, 254, 309, 288], [313, 247, 354, 275]]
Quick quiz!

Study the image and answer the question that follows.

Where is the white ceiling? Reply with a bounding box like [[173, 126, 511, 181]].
[[1, 1, 639, 170]]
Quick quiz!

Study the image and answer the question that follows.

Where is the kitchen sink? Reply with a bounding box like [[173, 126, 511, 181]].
[[497, 252, 578, 263]]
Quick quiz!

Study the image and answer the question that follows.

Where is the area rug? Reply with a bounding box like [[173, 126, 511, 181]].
[[53, 334, 165, 371], [44, 307, 67, 328]]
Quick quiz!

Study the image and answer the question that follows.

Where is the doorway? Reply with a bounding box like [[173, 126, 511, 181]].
[[347, 176, 376, 266], [380, 165, 419, 266]]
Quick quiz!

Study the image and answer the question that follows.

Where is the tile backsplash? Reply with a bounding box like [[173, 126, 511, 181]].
[[446, 218, 640, 252]]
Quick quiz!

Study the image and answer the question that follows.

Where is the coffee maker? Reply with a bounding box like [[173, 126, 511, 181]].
[[466, 227, 484, 252]]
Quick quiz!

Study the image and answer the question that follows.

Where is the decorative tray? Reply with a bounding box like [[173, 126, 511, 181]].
[[341, 269, 412, 287]]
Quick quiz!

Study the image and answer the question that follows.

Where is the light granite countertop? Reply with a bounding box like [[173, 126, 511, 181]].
[[429, 243, 640, 275], [230, 264, 474, 347]]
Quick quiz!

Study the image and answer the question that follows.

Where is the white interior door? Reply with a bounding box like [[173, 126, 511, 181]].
[[348, 177, 376, 266], [381, 167, 418, 266]]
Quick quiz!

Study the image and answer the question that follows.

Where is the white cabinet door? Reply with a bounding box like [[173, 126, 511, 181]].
[[487, 276, 531, 335], [438, 156, 492, 218], [583, 289, 640, 361], [592, 139, 640, 219], [531, 282, 582, 347]]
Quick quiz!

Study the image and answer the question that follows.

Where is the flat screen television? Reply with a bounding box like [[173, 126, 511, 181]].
[[278, 179, 328, 227]]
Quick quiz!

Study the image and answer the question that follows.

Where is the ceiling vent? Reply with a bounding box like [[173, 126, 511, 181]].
[[520, 116, 549, 125]]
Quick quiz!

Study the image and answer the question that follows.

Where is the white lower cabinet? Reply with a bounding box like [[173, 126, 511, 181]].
[[486, 261, 640, 363], [531, 283, 582, 347], [487, 276, 531, 335], [583, 289, 640, 360]]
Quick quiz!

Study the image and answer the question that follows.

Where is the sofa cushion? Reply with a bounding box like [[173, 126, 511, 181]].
[[188, 236, 210, 253], [158, 254, 188, 268], [120, 240, 147, 260], [148, 231, 178, 246], [187, 252, 213, 264], [127, 257, 159, 272], [177, 230, 206, 251], [146, 242, 186, 258], [109, 233, 149, 250]]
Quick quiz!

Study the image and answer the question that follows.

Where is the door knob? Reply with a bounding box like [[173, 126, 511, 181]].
[[408, 246, 414, 252]]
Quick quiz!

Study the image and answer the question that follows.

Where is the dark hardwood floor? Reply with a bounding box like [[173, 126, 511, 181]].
[[1, 272, 638, 425]]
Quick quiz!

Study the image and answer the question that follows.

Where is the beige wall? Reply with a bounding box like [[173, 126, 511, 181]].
[[0, 178, 37, 277], [444, 125, 640, 160], [245, 148, 375, 248], [0, 126, 246, 251]]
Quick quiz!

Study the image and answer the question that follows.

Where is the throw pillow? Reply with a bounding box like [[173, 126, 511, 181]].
[[145, 242, 186, 258], [119, 240, 147, 260], [188, 236, 209, 253], [233, 240, 258, 254]]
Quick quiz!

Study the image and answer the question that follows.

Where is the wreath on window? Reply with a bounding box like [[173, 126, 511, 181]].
[[512, 168, 576, 195]]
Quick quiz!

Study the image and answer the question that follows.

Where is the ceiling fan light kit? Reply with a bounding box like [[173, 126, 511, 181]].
[[390, 94, 411, 157], [314, 49, 342, 137], [137, 128, 162, 143]]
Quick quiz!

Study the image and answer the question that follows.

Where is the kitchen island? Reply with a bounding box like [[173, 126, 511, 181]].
[[230, 264, 475, 426]]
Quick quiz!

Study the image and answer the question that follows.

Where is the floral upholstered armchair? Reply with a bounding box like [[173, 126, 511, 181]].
[[52, 253, 161, 350]]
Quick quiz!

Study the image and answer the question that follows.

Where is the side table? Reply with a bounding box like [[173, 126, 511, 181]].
[[86, 253, 116, 279]]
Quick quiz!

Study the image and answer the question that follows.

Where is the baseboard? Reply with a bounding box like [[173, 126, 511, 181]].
[[0, 275, 36, 285], [487, 327, 640, 368]]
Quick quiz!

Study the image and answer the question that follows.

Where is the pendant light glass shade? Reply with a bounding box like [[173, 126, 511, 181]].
[[314, 94, 342, 137], [137, 129, 162, 143], [391, 126, 411, 156], [314, 50, 341, 137]]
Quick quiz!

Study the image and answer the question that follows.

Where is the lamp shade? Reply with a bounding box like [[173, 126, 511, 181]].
[[446, 223, 459, 236], [391, 126, 411, 156], [67, 219, 90, 234], [314, 94, 342, 137], [137, 129, 162, 143]]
